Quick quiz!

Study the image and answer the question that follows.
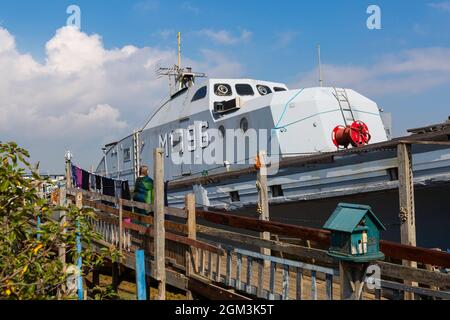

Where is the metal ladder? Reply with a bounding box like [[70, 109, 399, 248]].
[[333, 87, 356, 126], [133, 130, 141, 181]]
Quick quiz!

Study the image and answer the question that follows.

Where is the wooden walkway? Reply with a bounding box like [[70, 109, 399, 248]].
[[60, 186, 450, 300]]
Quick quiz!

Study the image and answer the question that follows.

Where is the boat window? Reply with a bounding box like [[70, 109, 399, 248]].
[[123, 148, 131, 162], [214, 84, 232, 96], [274, 87, 287, 92], [171, 87, 189, 99], [257, 85, 272, 96], [191, 86, 207, 102], [236, 84, 255, 96]]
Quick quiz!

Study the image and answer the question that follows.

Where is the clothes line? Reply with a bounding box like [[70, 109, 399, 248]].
[[70, 164, 131, 201]]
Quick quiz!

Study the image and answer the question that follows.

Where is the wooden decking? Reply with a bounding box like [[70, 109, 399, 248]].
[[194, 248, 380, 300]]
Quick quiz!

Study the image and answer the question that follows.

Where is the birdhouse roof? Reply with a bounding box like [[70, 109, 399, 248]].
[[323, 203, 386, 233]]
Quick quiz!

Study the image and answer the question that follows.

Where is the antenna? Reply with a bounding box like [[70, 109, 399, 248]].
[[318, 44, 324, 87], [154, 32, 207, 95], [178, 32, 181, 69]]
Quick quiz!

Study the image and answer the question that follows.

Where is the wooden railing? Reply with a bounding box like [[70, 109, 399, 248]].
[[63, 185, 450, 300]]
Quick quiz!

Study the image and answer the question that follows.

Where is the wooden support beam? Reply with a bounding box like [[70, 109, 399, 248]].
[[185, 193, 196, 299], [397, 143, 418, 300], [154, 148, 166, 300], [118, 199, 123, 258], [256, 151, 271, 261], [57, 187, 67, 299], [339, 261, 369, 300]]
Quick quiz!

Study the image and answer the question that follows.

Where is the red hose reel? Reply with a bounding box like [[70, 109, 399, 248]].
[[332, 120, 372, 149]]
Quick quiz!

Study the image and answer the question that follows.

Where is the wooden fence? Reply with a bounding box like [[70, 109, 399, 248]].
[[61, 185, 450, 301]]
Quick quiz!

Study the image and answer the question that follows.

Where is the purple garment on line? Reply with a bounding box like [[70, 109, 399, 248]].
[[76, 167, 83, 188]]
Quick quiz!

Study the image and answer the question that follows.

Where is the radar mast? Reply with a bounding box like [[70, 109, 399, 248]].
[[155, 32, 207, 96]]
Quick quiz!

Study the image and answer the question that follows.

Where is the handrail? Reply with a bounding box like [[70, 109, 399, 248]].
[[232, 247, 334, 275], [196, 209, 450, 268], [67, 187, 187, 218]]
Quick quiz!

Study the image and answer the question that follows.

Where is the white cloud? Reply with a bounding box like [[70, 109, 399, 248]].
[[274, 31, 299, 48], [153, 29, 175, 40], [291, 47, 450, 96], [0, 26, 243, 171], [198, 29, 252, 45], [181, 2, 200, 14], [428, 1, 450, 12], [133, 0, 159, 12]]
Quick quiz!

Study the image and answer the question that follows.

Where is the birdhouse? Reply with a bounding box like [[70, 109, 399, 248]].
[[323, 203, 386, 263]]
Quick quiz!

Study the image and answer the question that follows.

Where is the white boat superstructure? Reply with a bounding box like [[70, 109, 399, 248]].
[[94, 37, 450, 248]]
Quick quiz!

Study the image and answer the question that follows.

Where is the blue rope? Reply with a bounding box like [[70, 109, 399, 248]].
[[274, 88, 304, 130]]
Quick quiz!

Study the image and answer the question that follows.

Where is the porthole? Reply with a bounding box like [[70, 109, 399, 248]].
[[240, 118, 249, 132], [218, 125, 226, 138], [257, 85, 272, 96], [214, 84, 232, 96]]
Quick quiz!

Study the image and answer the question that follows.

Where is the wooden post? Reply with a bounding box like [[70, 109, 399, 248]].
[[397, 143, 417, 300], [185, 193, 196, 300], [75, 192, 84, 301], [135, 250, 147, 300], [256, 151, 271, 261], [57, 187, 67, 299], [339, 261, 369, 300], [118, 199, 123, 257], [154, 148, 166, 300], [186, 193, 197, 271]]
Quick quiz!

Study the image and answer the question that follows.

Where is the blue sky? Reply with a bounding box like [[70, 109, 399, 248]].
[[0, 0, 449, 172]]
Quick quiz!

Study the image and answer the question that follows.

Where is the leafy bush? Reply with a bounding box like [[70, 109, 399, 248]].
[[0, 142, 115, 300]]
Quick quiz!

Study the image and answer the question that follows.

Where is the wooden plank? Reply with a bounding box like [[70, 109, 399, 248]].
[[296, 268, 303, 300], [197, 210, 450, 268], [379, 241, 450, 268], [119, 199, 123, 257], [226, 250, 232, 287], [200, 249, 205, 276], [269, 262, 276, 300], [187, 276, 251, 300], [198, 225, 333, 263], [246, 257, 253, 294], [311, 270, 317, 300], [282, 265, 289, 300], [69, 186, 185, 217], [379, 261, 450, 288], [375, 288, 381, 300], [236, 253, 242, 291], [326, 274, 333, 300], [397, 140, 450, 146], [233, 247, 334, 275], [165, 206, 187, 219], [215, 252, 221, 283], [380, 279, 450, 300], [208, 251, 212, 279], [257, 259, 264, 298], [197, 209, 330, 244], [186, 193, 197, 274], [84, 199, 188, 234], [154, 148, 166, 300]]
